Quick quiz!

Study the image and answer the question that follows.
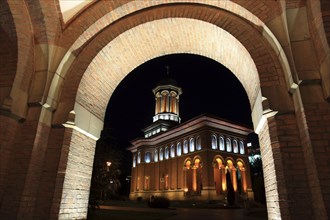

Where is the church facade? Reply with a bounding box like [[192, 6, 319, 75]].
[[128, 78, 253, 201]]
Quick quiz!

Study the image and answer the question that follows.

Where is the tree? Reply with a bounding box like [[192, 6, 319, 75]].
[[89, 129, 124, 202], [249, 156, 266, 204]]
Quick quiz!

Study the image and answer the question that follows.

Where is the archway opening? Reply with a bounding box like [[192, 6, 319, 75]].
[[89, 53, 262, 204]]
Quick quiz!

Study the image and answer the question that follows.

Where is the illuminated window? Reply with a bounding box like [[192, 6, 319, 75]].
[[165, 146, 169, 159], [159, 148, 164, 161], [177, 142, 182, 156], [189, 138, 195, 152], [237, 161, 247, 193], [212, 134, 218, 149], [196, 136, 202, 150], [239, 141, 245, 154], [170, 145, 175, 158], [145, 151, 151, 163], [154, 149, 158, 162], [233, 139, 238, 153], [226, 138, 232, 152], [219, 136, 225, 151], [137, 151, 141, 164], [133, 155, 136, 168], [183, 140, 188, 154]]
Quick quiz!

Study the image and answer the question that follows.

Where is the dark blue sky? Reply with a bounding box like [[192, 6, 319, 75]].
[[104, 54, 253, 147]]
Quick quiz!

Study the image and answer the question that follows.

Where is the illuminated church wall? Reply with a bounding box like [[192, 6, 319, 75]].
[[128, 115, 252, 201], [128, 78, 252, 201]]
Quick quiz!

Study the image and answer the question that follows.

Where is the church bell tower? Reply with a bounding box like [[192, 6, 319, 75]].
[[143, 67, 182, 138]]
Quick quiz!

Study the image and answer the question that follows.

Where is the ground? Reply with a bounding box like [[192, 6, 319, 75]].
[[87, 200, 267, 220]]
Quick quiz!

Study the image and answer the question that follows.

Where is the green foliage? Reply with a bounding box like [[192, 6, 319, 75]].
[[249, 156, 266, 205], [89, 132, 124, 202]]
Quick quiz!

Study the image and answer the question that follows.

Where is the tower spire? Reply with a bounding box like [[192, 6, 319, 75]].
[[143, 69, 182, 138]]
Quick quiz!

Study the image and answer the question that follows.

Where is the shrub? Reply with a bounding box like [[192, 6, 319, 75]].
[[137, 196, 143, 202], [148, 196, 170, 209]]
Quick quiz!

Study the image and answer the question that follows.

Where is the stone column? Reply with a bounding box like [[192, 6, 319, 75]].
[[49, 126, 96, 220]]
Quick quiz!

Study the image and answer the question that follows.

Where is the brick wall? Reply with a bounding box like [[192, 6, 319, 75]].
[[52, 128, 96, 219]]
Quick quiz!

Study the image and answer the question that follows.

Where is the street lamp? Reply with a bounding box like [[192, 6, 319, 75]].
[[106, 161, 112, 172]]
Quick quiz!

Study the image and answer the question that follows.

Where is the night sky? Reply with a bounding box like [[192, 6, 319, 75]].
[[104, 54, 253, 148]]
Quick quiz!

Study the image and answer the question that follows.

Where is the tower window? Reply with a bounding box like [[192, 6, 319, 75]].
[[145, 151, 151, 163], [239, 141, 245, 154], [226, 138, 232, 152], [137, 151, 141, 164], [159, 148, 164, 161], [196, 136, 202, 150], [183, 140, 188, 154], [170, 145, 175, 158], [212, 135, 218, 149], [177, 142, 182, 156], [133, 155, 136, 168], [165, 146, 169, 159], [154, 149, 158, 162], [189, 138, 195, 152], [233, 139, 238, 153], [219, 136, 225, 151]]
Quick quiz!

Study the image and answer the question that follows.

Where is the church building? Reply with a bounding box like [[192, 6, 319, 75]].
[[128, 76, 253, 201]]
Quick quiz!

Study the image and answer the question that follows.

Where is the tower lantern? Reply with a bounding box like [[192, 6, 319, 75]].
[[143, 66, 182, 138]]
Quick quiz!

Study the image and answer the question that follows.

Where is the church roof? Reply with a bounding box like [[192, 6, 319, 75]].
[[156, 77, 179, 87]]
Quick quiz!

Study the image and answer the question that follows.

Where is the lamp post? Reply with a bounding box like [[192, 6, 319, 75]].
[[106, 161, 112, 172]]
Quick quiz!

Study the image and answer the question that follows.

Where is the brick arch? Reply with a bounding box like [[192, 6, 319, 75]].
[[63, 18, 261, 139], [0, 0, 34, 118], [2, 0, 62, 117], [57, 0, 282, 51], [45, 4, 296, 219], [50, 3, 294, 128], [0, 0, 17, 106]]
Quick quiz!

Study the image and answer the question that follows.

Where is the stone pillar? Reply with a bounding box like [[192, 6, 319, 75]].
[[49, 126, 96, 220], [0, 111, 25, 219], [0, 104, 51, 219], [298, 82, 330, 219], [257, 114, 284, 219], [257, 109, 319, 219]]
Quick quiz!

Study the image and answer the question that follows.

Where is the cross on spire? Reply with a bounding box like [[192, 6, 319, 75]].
[[166, 65, 170, 76]]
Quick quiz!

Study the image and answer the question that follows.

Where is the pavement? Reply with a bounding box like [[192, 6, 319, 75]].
[[98, 201, 268, 220]]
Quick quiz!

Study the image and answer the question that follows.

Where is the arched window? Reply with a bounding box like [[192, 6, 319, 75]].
[[189, 138, 195, 152], [165, 146, 169, 159], [233, 139, 238, 153], [137, 151, 141, 164], [170, 145, 175, 158], [154, 149, 158, 162], [177, 142, 182, 156], [211, 135, 218, 149], [227, 159, 237, 192], [196, 136, 202, 150], [133, 155, 136, 168], [159, 148, 164, 161], [237, 161, 247, 193], [145, 151, 151, 163], [183, 140, 188, 154], [239, 141, 245, 154], [219, 136, 225, 151], [226, 138, 232, 152]]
